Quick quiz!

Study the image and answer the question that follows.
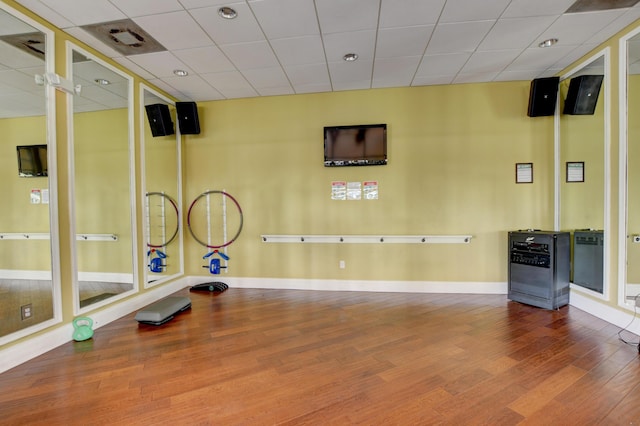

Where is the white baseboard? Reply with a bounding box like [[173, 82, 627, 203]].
[[187, 276, 509, 294], [569, 290, 640, 336], [0, 277, 190, 374]]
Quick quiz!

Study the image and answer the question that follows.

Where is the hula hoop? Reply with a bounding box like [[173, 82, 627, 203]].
[[187, 190, 243, 249], [145, 192, 180, 248]]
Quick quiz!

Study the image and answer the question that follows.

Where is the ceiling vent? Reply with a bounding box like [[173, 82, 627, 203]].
[[566, 0, 640, 13], [80, 19, 166, 56], [0, 32, 45, 59]]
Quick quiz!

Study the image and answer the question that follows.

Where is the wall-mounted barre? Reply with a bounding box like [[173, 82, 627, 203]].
[[0, 233, 118, 241], [260, 235, 473, 244]]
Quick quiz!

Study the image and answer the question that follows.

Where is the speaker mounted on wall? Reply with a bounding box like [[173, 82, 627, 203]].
[[527, 76, 559, 117], [176, 101, 201, 135], [145, 104, 174, 137], [563, 75, 603, 115]]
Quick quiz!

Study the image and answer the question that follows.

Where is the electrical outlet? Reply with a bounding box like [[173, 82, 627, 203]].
[[633, 235, 640, 243], [339, 260, 345, 269], [21, 304, 32, 320]]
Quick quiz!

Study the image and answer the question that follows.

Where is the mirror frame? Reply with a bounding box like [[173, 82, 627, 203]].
[[618, 26, 640, 309], [139, 84, 184, 288], [65, 42, 138, 314], [555, 47, 611, 300], [0, 3, 61, 346]]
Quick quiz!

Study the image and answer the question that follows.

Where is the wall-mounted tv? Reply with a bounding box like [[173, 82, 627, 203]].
[[324, 124, 387, 167], [16, 144, 47, 177]]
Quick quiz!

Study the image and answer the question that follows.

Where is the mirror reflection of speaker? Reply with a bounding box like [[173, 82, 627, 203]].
[[527, 77, 559, 117], [145, 104, 174, 137], [176, 102, 201, 135], [563, 75, 603, 115]]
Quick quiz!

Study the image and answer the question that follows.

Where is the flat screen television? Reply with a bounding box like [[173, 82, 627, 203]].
[[324, 124, 387, 167], [16, 144, 47, 177]]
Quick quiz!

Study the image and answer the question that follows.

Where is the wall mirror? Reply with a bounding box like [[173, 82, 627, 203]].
[[68, 44, 136, 311], [557, 50, 608, 296], [0, 5, 59, 342], [621, 29, 640, 306], [141, 85, 183, 287]]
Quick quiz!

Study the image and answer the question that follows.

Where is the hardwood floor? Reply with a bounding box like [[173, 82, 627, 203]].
[[0, 288, 639, 425]]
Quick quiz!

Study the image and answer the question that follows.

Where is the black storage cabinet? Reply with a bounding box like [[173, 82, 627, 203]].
[[508, 230, 570, 310]]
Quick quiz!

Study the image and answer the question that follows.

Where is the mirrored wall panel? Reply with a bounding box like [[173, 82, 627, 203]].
[[141, 86, 183, 287], [0, 6, 57, 339], [624, 32, 640, 304], [558, 53, 607, 295], [70, 45, 136, 311]]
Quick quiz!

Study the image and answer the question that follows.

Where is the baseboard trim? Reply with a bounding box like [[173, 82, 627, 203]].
[[187, 276, 509, 294], [0, 277, 190, 374], [569, 291, 640, 336]]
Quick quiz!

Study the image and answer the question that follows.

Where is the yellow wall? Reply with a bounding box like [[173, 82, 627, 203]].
[[184, 83, 555, 284], [0, 115, 51, 271]]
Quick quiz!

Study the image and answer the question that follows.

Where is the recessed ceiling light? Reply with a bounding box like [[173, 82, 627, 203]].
[[218, 6, 238, 19], [173, 69, 188, 77], [538, 38, 558, 48], [94, 78, 110, 85], [343, 53, 358, 62]]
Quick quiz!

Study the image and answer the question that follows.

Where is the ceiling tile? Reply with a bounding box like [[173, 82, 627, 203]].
[[416, 52, 471, 77], [270, 36, 326, 67], [375, 26, 434, 59], [191, 3, 264, 45], [535, 10, 628, 46], [112, 57, 156, 79], [316, 0, 380, 34], [36, 0, 126, 26], [379, 0, 446, 27], [108, 0, 183, 17], [173, 46, 236, 74], [158, 74, 224, 101], [126, 51, 193, 78], [504, 45, 577, 72], [242, 66, 291, 89], [64, 27, 124, 58], [478, 16, 558, 51], [372, 56, 421, 88], [256, 86, 295, 96], [453, 71, 500, 84], [178, 0, 234, 8], [323, 30, 376, 62], [133, 11, 212, 50], [502, 0, 576, 18], [426, 21, 495, 54], [15, 0, 75, 28], [440, 0, 511, 23], [412, 75, 456, 86], [248, 0, 319, 39], [461, 50, 521, 74], [328, 57, 373, 85], [219, 41, 280, 70], [284, 63, 331, 87]]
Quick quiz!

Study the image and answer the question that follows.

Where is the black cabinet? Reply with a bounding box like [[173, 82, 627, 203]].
[[508, 230, 570, 310]]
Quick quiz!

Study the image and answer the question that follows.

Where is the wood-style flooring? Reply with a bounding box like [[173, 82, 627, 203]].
[[0, 288, 639, 425]]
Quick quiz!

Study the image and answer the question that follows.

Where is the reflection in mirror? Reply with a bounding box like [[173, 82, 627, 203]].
[[141, 86, 183, 287], [70, 46, 136, 310], [558, 54, 607, 295], [0, 7, 57, 340], [625, 33, 640, 304]]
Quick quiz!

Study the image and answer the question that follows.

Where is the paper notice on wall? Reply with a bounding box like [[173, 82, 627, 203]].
[[41, 189, 49, 204], [363, 181, 378, 199], [347, 181, 361, 200], [331, 181, 347, 200], [30, 189, 41, 204]]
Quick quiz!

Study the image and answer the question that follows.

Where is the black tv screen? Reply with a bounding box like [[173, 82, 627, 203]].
[[16, 144, 47, 177], [324, 124, 387, 167]]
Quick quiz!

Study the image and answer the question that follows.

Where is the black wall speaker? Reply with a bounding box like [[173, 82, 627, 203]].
[[176, 101, 201, 135], [145, 104, 174, 137], [563, 75, 603, 115], [527, 76, 559, 117]]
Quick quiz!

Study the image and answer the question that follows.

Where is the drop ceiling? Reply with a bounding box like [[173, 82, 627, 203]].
[[7, 0, 640, 107]]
